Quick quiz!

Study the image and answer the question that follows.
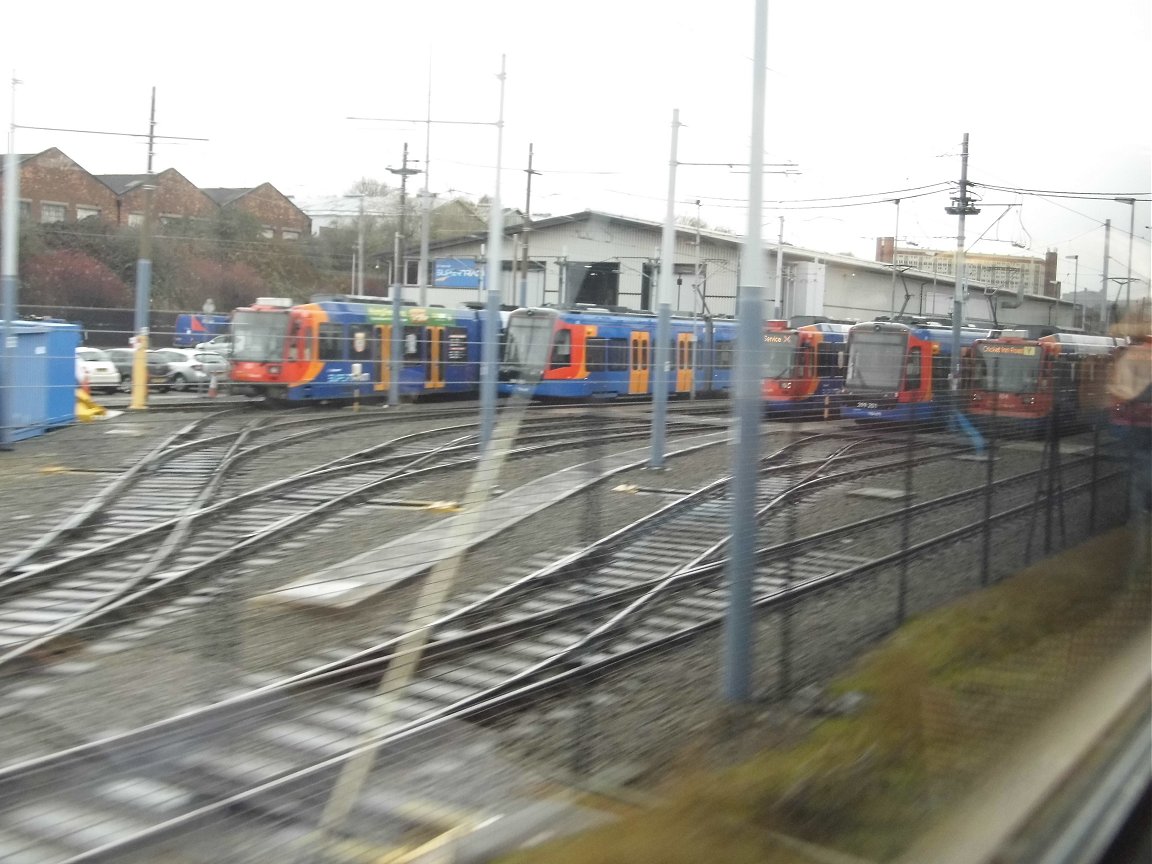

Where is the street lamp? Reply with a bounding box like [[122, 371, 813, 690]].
[[1064, 254, 1079, 330], [1114, 197, 1136, 318]]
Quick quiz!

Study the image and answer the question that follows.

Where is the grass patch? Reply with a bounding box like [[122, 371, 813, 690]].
[[497, 527, 1150, 864]]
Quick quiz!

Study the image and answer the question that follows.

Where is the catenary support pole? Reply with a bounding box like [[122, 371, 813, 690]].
[[775, 215, 784, 319], [418, 61, 432, 307], [1101, 220, 1112, 332], [889, 199, 900, 318], [946, 133, 978, 410], [724, 0, 768, 704], [388, 142, 422, 408], [0, 75, 21, 450], [479, 55, 507, 453], [649, 108, 679, 470]]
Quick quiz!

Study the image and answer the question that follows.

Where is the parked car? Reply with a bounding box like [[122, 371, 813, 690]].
[[105, 348, 172, 391], [194, 334, 233, 353], [149, 348, 231, 391], [75, 347, 123, 394]]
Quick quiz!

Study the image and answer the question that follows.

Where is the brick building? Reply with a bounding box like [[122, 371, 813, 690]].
[[0, 148, 309, 242], [98, 168, 219, 227], [0, 148, 119, 225], [202, 184, 311, 240]]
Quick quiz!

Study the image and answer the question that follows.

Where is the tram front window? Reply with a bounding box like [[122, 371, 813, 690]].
[[232, 311, 290, 362], [973, 345, 1042, 394], [500, 311, 556, 382], [764, 335, 797, 379], [845, 333, 907, 391]]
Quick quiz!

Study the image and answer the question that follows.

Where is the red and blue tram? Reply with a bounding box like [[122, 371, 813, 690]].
[[499, 305, 737, 399], [762, 321, 850, 418], [966, 332, 1122, 435], [228, 295, 489, 402], [839, 321, 993, 422]]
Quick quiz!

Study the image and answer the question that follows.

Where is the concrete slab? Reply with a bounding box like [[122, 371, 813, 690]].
[[254, 431, 728, 611]]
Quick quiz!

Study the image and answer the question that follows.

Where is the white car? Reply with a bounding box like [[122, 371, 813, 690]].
[[75, 347, 123, 394], [150, 348, 231, 391], [194, 334, 233, 353]]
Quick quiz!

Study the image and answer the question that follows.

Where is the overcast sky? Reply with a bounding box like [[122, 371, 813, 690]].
[[8, 0, 1150, 299]]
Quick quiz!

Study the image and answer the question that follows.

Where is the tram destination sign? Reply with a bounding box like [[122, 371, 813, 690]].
[[980, 345, 1038, 356]]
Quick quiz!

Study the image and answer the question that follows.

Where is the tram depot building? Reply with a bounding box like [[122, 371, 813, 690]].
[[412, 210, 1074, 332]]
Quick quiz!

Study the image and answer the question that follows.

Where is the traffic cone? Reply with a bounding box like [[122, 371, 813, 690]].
[[207, 373, 218, 398]]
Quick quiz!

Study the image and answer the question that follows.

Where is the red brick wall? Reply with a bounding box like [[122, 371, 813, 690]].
[[225, 183, 312, 239], [118, 168, 218, 224], [0, 148, 119, 224]]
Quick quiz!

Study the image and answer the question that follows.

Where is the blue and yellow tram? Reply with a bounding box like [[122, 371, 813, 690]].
[[229, 295, 488, 402], [762, 321, 850, 418], [500, 305, 737, 399], [839, 321, 993, 422]]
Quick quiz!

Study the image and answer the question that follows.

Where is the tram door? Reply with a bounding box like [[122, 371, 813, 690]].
[[374, 325, 391, 392], [629, 331, 651, 394], [425, 325, 445, 389], [676, 333, 694, 393]]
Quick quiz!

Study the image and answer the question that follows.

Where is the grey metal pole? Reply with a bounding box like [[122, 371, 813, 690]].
[[520, 142, 537, 308], [691, 201, 702, 400], [775, 215, 784, 320], [390, 228, 402, 407], [724, 0, 768, 704], [1120, 197, 1135, 316], [1102, 220, 1112, 333], [479, 55, 506, 453], [356, 193, 365, 297], [1066, 254, 1079, 329], [649, 108, 679, 470], [947, 133, 978, 393], [418, 64, 432, 307], [387, 143, 421, 408], [889, 199, 900, 317], [1, 76, 20, 450]]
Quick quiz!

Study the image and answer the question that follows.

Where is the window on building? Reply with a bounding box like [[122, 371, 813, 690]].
[[76, 206, 100, 221], [128, 213, 144, 227], [40, 203, 66, 224], [18, 201, 30, 219], [282, 230, 300, 241], [261, 226, 275, 239], [405, 260, 419, 285]]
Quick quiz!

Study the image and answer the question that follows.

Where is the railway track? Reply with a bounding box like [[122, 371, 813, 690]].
[[0, 430, 1117, 862], [0, 412, 707, 671]]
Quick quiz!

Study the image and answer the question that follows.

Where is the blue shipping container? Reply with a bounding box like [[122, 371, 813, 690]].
[[1, 320, 81, 442]]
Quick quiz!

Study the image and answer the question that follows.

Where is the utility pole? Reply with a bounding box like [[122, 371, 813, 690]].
[[945, 133, 980, 394], [649, 109, 680, 470], [724, 0, 768, 704], [356, 193, 367, 296], [387, 143, 422, 407], [479, 55, 507, 452], [1065, 254, 1079, 329], [889, 199, 900, 318], [1102, 219, 1112, 332], [129, 87, 158, 411], [1, 74, 21, 449], [1115, 197, 1136, 318], [520, 143, 539, 308], [419, 62, 432, 307], [775, 215, 784, 320]]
